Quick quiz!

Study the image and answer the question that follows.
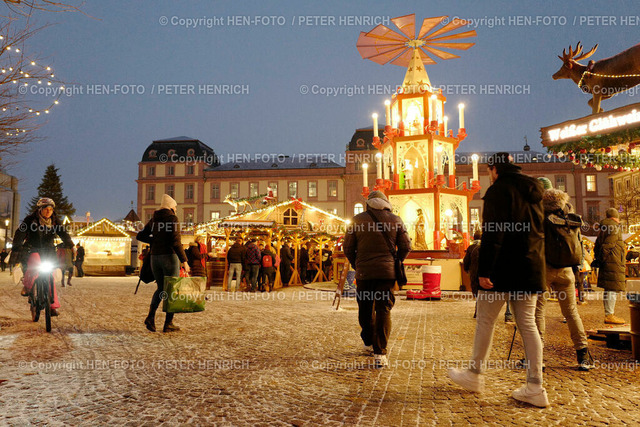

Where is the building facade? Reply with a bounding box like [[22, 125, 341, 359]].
[[0, 169, 20, 248], [137, 136, 616, 231]]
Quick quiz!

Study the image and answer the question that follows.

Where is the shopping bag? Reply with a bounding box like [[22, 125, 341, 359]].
[[162, 276, 206, 313]]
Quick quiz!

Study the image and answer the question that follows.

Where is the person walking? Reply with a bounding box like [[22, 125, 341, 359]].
[[344, 191, 411, 368], [280, 240, 294, 286], [226, 237, 246, 292], [534, 185, 594, 371], [137, 194, 190, 333], [594, 208, 627, 324], [57, 243, 74, 287], [463, 229, 482, 318], [74, 243, 85, 277], [261, 243, 276, 292], [448, 152, 549, 407]]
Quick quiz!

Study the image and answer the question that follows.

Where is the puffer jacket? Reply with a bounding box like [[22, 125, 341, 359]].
[[136, 208, 187, 263], [10, 211, 74, 266], [187, 242, 206, 277], [343, 206, 411, 281], [594, 217, 626, 291], [478, 171, 546, 293]]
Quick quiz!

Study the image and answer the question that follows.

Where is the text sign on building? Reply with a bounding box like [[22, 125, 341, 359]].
[[541, 102, 640, 146]]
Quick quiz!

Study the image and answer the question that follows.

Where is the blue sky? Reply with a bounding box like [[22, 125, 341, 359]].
[[7, 0, 640, 219]]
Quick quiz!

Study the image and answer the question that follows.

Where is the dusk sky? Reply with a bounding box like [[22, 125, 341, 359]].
[[8, 0, 639, 219]]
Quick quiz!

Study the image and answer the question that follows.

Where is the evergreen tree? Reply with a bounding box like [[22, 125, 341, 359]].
[[28, 164, 76, 217]]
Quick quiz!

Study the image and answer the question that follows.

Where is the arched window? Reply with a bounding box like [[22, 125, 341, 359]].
[[187, 148, 195, 156], [168, 149, 176, 157], [148, 150, 157, 158], [283, 208, 298, 225], [354, 203, 364, 215]]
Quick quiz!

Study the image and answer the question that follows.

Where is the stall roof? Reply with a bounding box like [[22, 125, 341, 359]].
[[219, 220, 276, 228], [76, 218, 131, 238]]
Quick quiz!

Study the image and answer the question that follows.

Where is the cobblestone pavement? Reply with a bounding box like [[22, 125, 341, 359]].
[[0, 273, 639, 426]]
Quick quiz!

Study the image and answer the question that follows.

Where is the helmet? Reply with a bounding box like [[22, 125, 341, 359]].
[[36, 197, 56, 209]]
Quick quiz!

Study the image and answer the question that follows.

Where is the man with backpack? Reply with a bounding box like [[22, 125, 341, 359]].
[[261, 243, 276, 292], [534, 182, 594, 371]]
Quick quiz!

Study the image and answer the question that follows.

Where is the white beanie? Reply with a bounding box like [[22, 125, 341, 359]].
[[160, 194, 177, 211]]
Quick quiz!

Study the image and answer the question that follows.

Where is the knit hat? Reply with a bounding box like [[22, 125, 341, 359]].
[[538, 177, 553, 190], [366, 190, 392, 211], [160, 194, 177, 211], [605, 208, 620, 219]]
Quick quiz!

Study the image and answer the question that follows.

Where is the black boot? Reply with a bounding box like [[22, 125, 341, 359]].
[[144, 314, 156, 332], [577, 348, 594, 371], [163, 313, 180, 332]]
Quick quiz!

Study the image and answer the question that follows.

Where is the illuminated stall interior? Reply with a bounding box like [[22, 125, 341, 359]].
[[75, 218, 132, 276]]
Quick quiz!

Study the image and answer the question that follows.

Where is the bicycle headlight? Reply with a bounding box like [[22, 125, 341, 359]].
[[39, 261, 54, 273]]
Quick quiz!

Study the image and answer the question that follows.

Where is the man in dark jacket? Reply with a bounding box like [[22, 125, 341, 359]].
[[226, 237, 246, 292], [280, 240, 294, 286], [244, 239, 262, 292], [344, 191, 411, 368], [74, 243, 85, 277], [299, 243, 309, 284], [448, 153, 549, 408], [594, 208, 627, 324]]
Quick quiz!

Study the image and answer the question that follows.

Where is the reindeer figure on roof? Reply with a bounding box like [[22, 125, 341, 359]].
[[553, 42, 640, 114], [224, 194, 252, 214]]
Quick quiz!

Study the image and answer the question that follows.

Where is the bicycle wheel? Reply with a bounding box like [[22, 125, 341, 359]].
[[29, 288, 40, 322], [44, 276, 52, 332], [44, 302, 51, 332]]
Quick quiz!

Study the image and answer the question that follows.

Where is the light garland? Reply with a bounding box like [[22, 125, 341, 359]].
[[77, 218, 131, 238], [577, 70, 640, 96]]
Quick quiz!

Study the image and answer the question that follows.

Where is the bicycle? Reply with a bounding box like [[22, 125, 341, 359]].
[[26, 259, 56, 332]]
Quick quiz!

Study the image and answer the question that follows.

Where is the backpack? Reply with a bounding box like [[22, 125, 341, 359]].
[[544, 209, 583, 268], [262, 254, 273, 268]]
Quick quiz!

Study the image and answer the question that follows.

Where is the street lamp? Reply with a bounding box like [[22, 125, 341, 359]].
[[4, 218, 9, 249]]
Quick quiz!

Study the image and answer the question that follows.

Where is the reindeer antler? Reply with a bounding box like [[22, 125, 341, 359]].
[[574, 44, 598, 62]]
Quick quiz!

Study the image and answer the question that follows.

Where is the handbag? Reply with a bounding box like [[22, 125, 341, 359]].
[[139, 250, 154, 284], [367, 210, 408, 286], [162, 275, 206, 313]]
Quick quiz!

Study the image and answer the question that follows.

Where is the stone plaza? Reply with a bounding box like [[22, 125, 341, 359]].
[[0, 273, 639, 425]]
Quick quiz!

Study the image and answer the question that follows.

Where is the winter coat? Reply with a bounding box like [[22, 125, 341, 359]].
[[186, 242, 206, 277], [542, 188, 582, 269], [478, 171, 546, 293], [594, 217, 626, 292], [10, 211, 74, 266], [343, 206, 411, 281], [463, 240, 481, 296], [226, 242, 246, 265], [136, 208, 188, 263], [280, 245, 293, 266], [75, 246, 85, 263]]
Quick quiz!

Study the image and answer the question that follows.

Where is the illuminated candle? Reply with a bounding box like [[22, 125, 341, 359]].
[[430, 95, 437, 123], [383, 154, 390, 180], [372, 113, 378, 137], [458, 103, 465, 129], [362, 163, 369, 188], [471, 154, 479, 182], [376, 152, 382, 180], [384, 100, 391, 126], [444, 116, 448, 136]]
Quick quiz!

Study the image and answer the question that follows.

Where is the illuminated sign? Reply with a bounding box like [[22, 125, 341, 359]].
[[541, 102, 640, 146]]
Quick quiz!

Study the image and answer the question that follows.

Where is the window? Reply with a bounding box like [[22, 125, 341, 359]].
[[185, 212, 194, 226], [249, 182, 259, 197], [470, 208, 480, 225], [616, 181, 622, 194], [587, 204, 600, 223], [148, 150, 157, 158], [308, 181, 317, 198], [211, 183, 220, 200], [329, 208, 337, 215], [147, 166, 155, 177], [354, 203, 364, 215], [168, 149, 176, 157], [146, 185, 155, 201], [635, 175, 640, 188], [185, 184, 194, 200], [355, 161, 362, 171], [186, 165, 195, 175], [268, 181, 278, 198], [210, 211, 220, 220], [555, 175, 566, 192], [165, 184, 175, 199], [283, 208, 298, 225], [167, 165, 175, 176], [230, 183, 239, 198], [187, 148, 195, 156], [626, 179, 631, 190], [288, 182, 297, 198], [328, 180, 338, 198], [586, 175, 597, 192]]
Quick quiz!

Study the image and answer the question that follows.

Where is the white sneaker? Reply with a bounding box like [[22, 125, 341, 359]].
[[374, 354, 389, 368], [447, 368, 485, 393], [512, 384, 549, 407], [363, 344, 373, 355]]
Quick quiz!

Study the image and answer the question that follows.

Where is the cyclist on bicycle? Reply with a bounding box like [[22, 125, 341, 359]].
[[10, 197, 74, 316]]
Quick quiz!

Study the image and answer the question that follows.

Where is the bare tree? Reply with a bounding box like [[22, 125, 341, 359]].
[[3, 0, 83, 16], [614, 182, 640, 228]]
